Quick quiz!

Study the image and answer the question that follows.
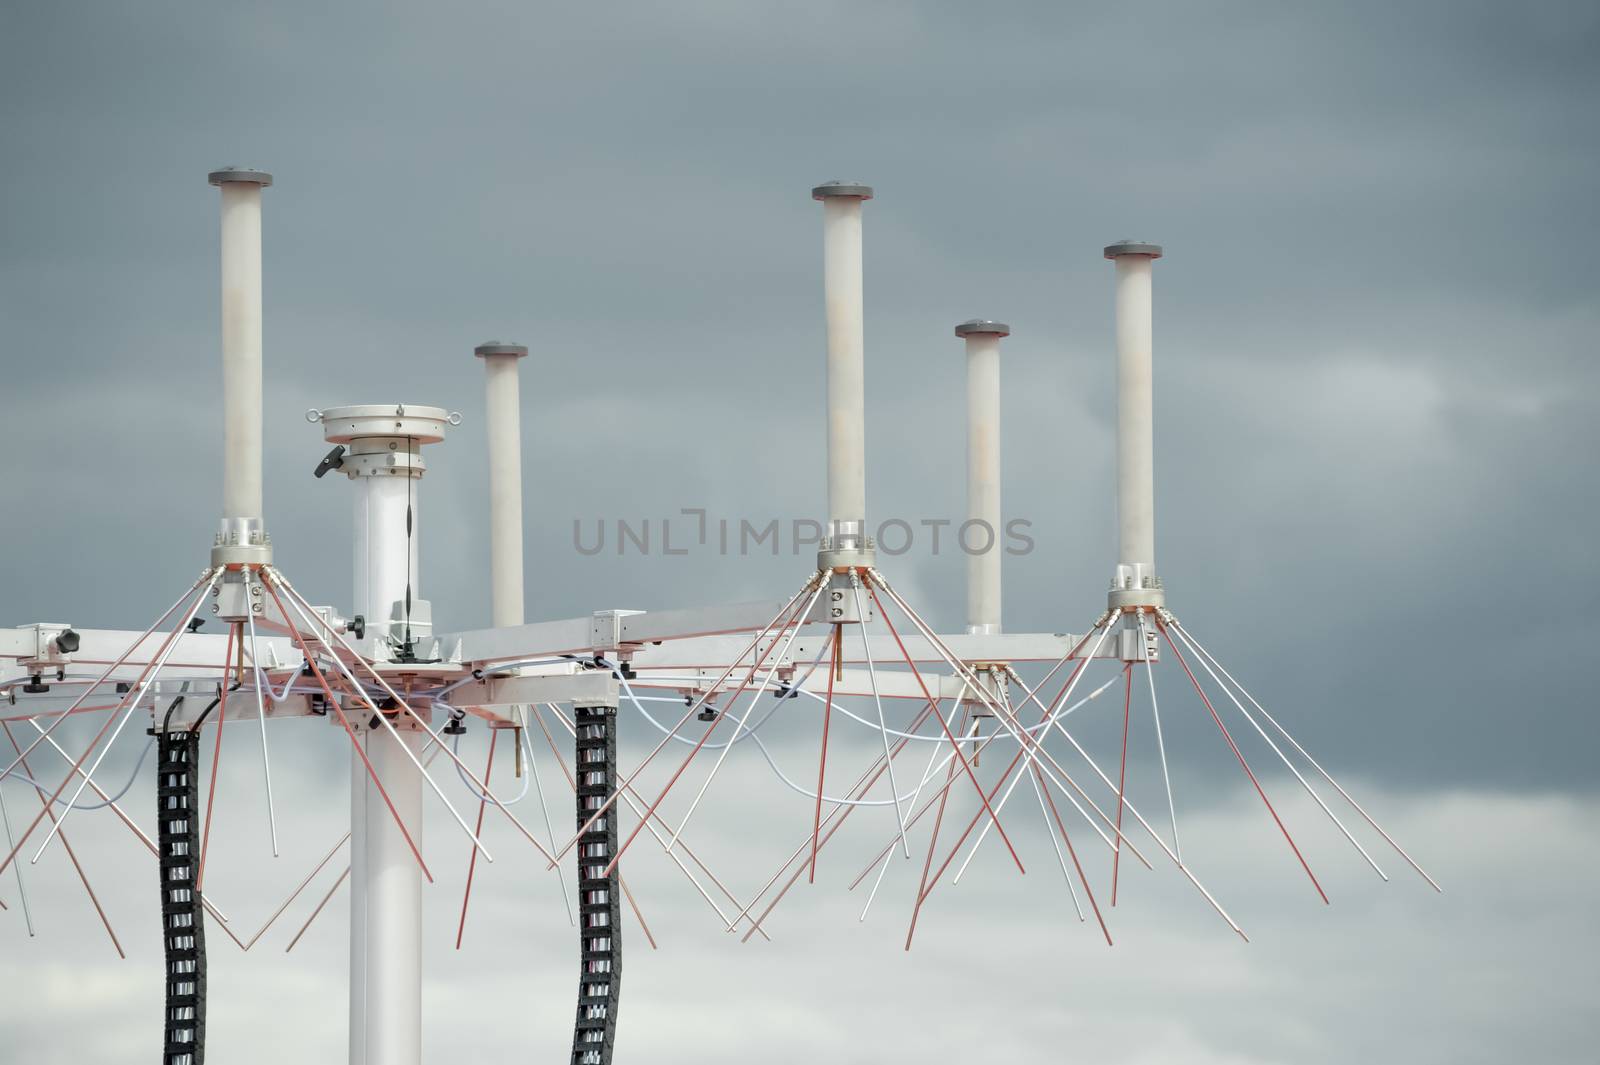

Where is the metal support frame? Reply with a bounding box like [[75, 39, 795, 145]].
[[0, 163, 1442, 1065]]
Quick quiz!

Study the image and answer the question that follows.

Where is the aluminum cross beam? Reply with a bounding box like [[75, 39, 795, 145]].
[[437, 600, 1105, 669]]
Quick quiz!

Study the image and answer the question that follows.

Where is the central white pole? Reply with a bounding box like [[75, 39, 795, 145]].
[[813, 181, 873, 552], [349, 738, 368, 1065], [362, 725, 425, 1065], [956, 320, 1009, 636], [355, 462, 422, 1065], [1104, 241, 1164, 609], [474, 342, 529, 628], [317, 405, 454, 1065], [354, 473, 422, 653]]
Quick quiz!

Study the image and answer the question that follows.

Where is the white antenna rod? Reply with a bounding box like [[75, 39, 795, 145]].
[[956, 319, 1009, 636], [813, 182, 873, 553], [1105, 241, 1165, 610], [208, 168, 273, 564], [474, 342, 529, 628]]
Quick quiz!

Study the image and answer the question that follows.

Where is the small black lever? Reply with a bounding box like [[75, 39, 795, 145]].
[[314, 445, 347, 479]]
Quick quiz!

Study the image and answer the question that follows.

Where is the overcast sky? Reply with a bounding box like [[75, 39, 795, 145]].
[[1, 2, 1596, 1063]]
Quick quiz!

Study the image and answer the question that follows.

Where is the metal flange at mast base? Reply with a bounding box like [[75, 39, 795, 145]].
[[1108, 562, 1165, 612], [1106, 559, 1167, 664]]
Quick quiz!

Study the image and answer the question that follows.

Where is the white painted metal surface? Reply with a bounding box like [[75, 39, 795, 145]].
[[349, 739, 369, 1065], [0, 626, 292, 671], [478, 344, 528, 629], [962, 326, 1005, 635], [1111, 250, 1157, 573], [817, 187, 870, 547], [217, 180, 265, 523], [362, 724, 425, 1065], [328, 403, 450, 1065], [354, 473, 420, 657], [315, 404, 456, 657]]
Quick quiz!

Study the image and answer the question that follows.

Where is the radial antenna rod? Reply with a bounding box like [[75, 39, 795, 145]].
[[1104, 241, 1166, 613]]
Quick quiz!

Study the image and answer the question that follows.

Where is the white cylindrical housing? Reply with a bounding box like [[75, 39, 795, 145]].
[[1107, 243, 1162, 574], [316, 403, 455, 657], [475, 343, 529, 628], [958, 320, 1009, 635], [814, 182, 873, 548], [361, 726, 425, 1065], [210, 169, 272, 523], [354, 473, 421, 651]]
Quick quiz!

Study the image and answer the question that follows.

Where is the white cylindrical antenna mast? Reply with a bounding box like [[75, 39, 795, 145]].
[[311, 403, 455, 1065], [1105, 241, 1165, 610], [474, 342, 529, 628], [813, 181, 873, 556], [208, 167, 274, 566], [956, 319, 1009, 635]]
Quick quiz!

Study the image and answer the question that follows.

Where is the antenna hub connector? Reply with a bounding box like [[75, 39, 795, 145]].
[[211, 516, 273, 567], [816, 520, 875, 573], [1107, 562, 1165, 610]]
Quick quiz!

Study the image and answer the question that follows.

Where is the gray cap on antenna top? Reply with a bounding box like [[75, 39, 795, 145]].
[[1103, 241, 1162, 259], [473, 341, 529, 359], [954, 319, 1010, 338], [812, 181, 874, 201], [208, 167, 273, 188]]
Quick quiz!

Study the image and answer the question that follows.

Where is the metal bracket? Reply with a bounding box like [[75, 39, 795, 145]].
[[819, 571, 874, 624], [590, 610, 646, 655], [213, 570, 265, 623], [449, 670, 621, 711], [12, 622, 80, 674]]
